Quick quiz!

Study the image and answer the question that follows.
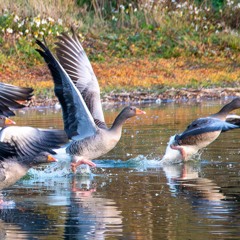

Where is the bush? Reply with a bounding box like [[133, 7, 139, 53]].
[[0, 0, 239, 64]]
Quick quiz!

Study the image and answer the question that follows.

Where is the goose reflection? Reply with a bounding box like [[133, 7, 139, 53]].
[[0, 202, 56, 239], [0, 174, 123, 239], [161, 160, 240, 239], [64, 175, 123, 239], [162, 161, 225, 201]]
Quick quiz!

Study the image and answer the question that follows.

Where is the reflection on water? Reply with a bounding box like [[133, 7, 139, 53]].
[[1, 100, 240, 239]]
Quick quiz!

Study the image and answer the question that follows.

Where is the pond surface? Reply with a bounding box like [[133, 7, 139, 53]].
[[1, 99, 240, 240]]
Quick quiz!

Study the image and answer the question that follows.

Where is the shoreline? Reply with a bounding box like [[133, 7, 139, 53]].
[[28, 87, 240, 107]]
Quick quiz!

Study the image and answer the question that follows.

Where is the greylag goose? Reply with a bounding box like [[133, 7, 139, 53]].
[[0, 127, 68, 191], [0, 82, 33, 117], [161, 98, 240, 163], [36, 33, 146, 172]]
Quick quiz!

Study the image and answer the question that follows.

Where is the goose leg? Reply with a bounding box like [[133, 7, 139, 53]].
[[170, 144, 187, 160], [0, 198, 15, 206], [71, 158, 96, 173]]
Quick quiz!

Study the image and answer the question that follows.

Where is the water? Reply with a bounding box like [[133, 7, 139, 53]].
[[1, 99, 240, 239]]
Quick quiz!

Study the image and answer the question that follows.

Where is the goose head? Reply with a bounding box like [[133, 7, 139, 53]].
[[212, 97, 240, 120], [120, 106, 146, 119], [111, 106, 146, 130], [27, 152, 57, 167], [224, 97, 240, 111], [0, 116, 16, 127]]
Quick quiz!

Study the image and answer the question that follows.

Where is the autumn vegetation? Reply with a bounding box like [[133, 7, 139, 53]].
[[0, 0, 239, 101]]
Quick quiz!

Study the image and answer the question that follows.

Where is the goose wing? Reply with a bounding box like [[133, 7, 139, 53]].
[[0, 142, 16, 160], [55, 32, 106, 129], [176, 117, 239, 141], [0, 126, 68, 157], [36, 40, 98, 139], [0, 83, 33, 117]]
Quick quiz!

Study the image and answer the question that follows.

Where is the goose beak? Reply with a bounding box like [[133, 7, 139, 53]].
[[5, 117, 16, 125], [136, 108, 146, 115], [47, 155, 58, 162]]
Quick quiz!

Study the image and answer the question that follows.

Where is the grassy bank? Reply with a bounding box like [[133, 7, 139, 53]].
[[0, 0, 239, 100]]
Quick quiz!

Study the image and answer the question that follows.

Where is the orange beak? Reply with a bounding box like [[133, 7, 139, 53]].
[[135, 108, 146, 115], [5, 117, 16, 125], [47, 155, 58, 162]]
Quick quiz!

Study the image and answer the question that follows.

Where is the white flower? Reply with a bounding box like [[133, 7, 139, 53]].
[[112, 15, 118, 21], [6, 28, 13, 34], [194, 7, 199, 14], [48, 17, 55, 22], [41, 19, 47, 24], [39, 31, 44, 35], [33, 16, 41, 27], [58, 18, 63, 25], [25, 29, 29, 34], [18, 20, 24, 28], [182, 2, 188, 8], [14, 15, 19, 22], [3, 9, 9, 17], [119, 4, 125, 10]]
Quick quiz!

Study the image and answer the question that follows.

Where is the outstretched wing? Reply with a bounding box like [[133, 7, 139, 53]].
[[176, 117, 239, 141], [36, 39, 98, 139], [0, 126, 68, 157], [0, 83, 33, 117], [55, 32, 106, 129]]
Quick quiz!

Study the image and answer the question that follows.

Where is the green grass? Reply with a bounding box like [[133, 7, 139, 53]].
[[0, 0, 239, 72]]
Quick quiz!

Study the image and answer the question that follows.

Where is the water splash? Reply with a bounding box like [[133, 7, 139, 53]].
[[26, 154, 163, 181], [27, 151, 93, 180], [96, 155, 162, 171]]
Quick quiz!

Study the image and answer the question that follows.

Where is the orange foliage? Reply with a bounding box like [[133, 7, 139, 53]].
[[0, 56, 239, 95], [0, 59, 53, 91], [94, 56, 240, 89]]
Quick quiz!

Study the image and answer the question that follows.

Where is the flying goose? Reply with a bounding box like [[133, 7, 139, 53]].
[[36, 33, 146, 172], [0, 81, 68, 194], [161, 98, 240, 163]]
